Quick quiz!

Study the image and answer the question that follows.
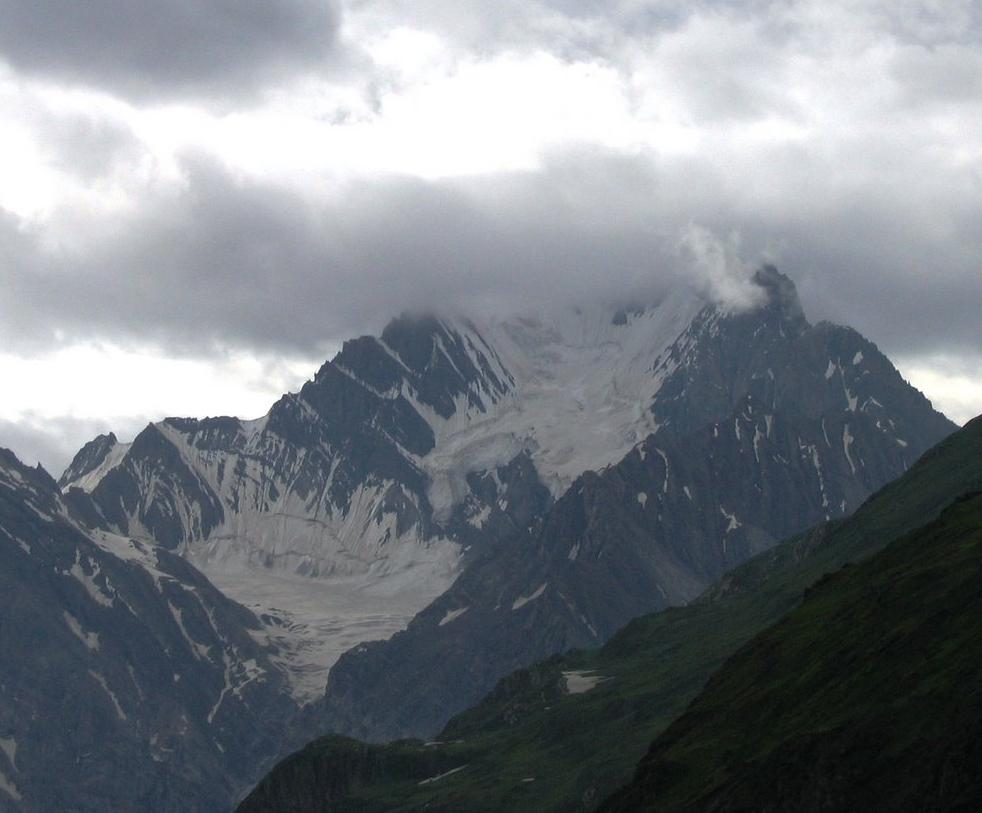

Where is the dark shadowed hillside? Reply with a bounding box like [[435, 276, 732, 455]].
[[602, 489, 982, 812], [237, 419, 982, 812]]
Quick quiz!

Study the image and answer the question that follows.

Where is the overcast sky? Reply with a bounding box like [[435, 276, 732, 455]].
[[1, 0, 980, 474]]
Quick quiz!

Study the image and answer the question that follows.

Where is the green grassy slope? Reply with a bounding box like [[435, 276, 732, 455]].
[[602, 488, 982, 812], [238, 417, 982, 813]]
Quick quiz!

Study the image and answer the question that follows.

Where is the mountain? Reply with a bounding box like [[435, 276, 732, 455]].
[[601, 494, 982, 810], [58, 293, 704, 696], [0, 448, 297, 812], [306, 267, 954, 741], [236, 415, 982, 813], [56, 431, 122, 492], [51, 267, 953, 765], [52, 279, 695, 698]]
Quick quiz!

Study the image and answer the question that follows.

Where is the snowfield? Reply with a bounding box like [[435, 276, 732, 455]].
[[197, 562, 459, 703]]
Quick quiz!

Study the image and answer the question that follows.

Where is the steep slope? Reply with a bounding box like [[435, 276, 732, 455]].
[[601, 495, 982, 812], [308, 268, 954, 741], [56, 431, 126, 492], [58, 269, 952, 723], [59, 294, 699, 694], [0, 449, 297, 812], [237, 415, 982, 813]]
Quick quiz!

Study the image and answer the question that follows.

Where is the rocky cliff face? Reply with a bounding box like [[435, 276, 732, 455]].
[[56, 289, 700, 694], [0, 449, 296, 812], [37, 267, 955, 806], [308, 269, 954, 742]]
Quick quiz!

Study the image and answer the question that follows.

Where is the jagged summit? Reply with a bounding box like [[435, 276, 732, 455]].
[[751, 264, 807, 324], [54, 271, 953, 731], [366, 266, 804, 372], [57, 430, 120, 489], [15, 268, 960, 809]]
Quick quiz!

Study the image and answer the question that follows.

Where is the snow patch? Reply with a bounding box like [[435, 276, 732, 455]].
[[512, 582, 548, 611], [88, 670, 126, 721], [207, 650, 235, 725], [23, 501, 54, 523], [0, 738, 16, 770], [91, 530, 173, 591], [654, 448, 670, 493], [637, 492, 648, 508], [838, 372, 858, 411], [168, 602, 211, 661], [63, 611, 100, 651], [467, 504, 491, 529], [0, 769, 21, 802], [439, 607, 469, 627], [812, 446, 830, 510], [418, 765, 468, 786], [800, 440, 830, 513], [843, 424, 857, 475], [68, 551, 113, 607], [753, 425, 765, 463], [563, 670, 609, 694], [232, 658, 264, 701], [844, 385, 858, 412], [852, 351, 864, 365], [720, 506, 742, 533], [9, 535, 30, 555], [127, 664, 145, 702]]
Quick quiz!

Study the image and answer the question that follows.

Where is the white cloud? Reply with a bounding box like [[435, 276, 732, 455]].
[[676, 224, 764, 310], [0, 0, 979, 465], [0, 343, 318, 430], [897, 355, 982, 427], [0, 344, 323, 473]]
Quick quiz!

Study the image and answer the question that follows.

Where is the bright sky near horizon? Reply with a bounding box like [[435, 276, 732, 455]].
[[1, 0, 980, 473]]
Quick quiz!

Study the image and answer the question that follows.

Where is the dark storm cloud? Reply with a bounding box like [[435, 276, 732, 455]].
[[0, 0, 341, 99], [360, 0, 982, 56], [2, 0, 981, 470], [36, 111, 145, 181], [0, 419, 72, 476], [0, 150, 683, 357], [0, 0, 978, 374], [1, 143, 980, 365]]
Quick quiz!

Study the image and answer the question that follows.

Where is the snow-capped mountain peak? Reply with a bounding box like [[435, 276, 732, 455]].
[[56, 270, 952, 713], [417, 288, 703, 510]]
